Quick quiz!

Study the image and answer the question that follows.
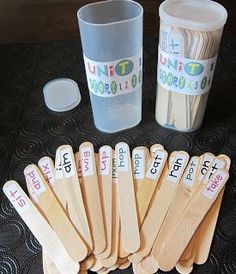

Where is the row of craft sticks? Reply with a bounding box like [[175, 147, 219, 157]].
[[3, 142, 230, 274]]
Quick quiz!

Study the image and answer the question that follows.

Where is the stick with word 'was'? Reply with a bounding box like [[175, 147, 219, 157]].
[[24, 164, 87, 262], [157, 169, 229, 271], [176, 155, 226, 273], [96, 146, 113, 260], [194, 154, 231, 265], [101, 152, 120, 267], [3, 180, 80, 274], [58, 145, 93, 254], [79, 142, 106, 255], [132, 146, 150, 193], [115, 142, 140, 253], [129, 151, 189, 263]]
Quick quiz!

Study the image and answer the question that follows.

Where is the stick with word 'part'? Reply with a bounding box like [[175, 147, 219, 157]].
[[58, 145, 93, 254], [3, 180, 80, 274], [157, 169, 229, 271], [115, 142, 140, 253], [129, 151, 189, 263], [79, 142, 106, 255], [24, 164, 87, 262]]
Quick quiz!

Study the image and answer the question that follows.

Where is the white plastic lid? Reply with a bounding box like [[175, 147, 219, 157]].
[[159, 0, 228, 32], [43, 78, 81, 112]]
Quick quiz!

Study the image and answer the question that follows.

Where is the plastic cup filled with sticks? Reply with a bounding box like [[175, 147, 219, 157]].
[[155, 0, 228, 131]]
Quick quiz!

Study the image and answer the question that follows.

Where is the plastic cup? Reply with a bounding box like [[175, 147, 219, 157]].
[[77, 0, 143, 133], [155, 0, 228, 131]]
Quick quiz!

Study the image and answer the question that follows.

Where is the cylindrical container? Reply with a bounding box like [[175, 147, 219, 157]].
[[78, 0, 143, 133], [155, 0, 227, 131]]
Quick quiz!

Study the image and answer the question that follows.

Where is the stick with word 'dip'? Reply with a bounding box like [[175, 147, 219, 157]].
[[135, 148, 168, 227], [157, 169, 229, 271], [115, 142, 140, 253], [129, 151, 189, 263], [58, 145, 93, 254], [101, 151, 120, 267], [3, 180, 80, 274], [24, 164, 87, 262], [79, 142, 106, 255], [132, 146, 150, 193], [25, 176, 59, 274], [194, 154, 231, 265], [96, 145, 113, 260], [175, 155, 227, 273]]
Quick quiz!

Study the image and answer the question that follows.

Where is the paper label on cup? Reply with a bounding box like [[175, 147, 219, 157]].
[[83, 49, 142, 97], [157, 47, 217, 95]]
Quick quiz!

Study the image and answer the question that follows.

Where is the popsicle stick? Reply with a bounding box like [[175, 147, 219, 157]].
[[150, 144, 164, 156], [132, 262, 148, 274], [119, 259, 131, 270], [3, 180, 80, 274], [96, 146, 113, 260], [140, 254, 159, 274], [129, 151, 189, 263], [79, 142, 106, 255], [24, 164, 87, 262], [151, 156, 200, 261], [101, 152, 120, 267], [132, 146, 150, 193], [38, 157, 55, 189], [80, 255, 95, 271], [42, 255, 61, 274], [115, 142, 140, 253], [89, 259, 103, 272], [156, 85, 170, 126], [135, 149, 168, 226], [157, 169, 229, 271], [54, 148, 67, 209], [194, 155, 231, 264], [58, 145, 93, 253]]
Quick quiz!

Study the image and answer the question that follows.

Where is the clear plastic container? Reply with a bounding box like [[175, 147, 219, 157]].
[[155, 0, 227, 131], [77, 0, 143, 133]]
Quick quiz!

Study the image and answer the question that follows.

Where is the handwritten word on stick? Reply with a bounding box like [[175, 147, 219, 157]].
[[24, 164, 87, 262], [115, 142, 140, 253], [79, 142, 106, 255], [157, 169, 229, 271], [38, 157, 55, 188], [59, 145, 93, 253], [3, 181, 80, 274]]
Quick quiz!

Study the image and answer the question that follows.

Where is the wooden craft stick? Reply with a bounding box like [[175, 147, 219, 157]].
[[140, 254, 159, 274], [151, 156, 200, 261], [89, 259, 103, 272], [135, 149, 168, 226], [54, 148, 67, 209], [132, 146, 150, 193], [38, 157, 55, 189], [119, 259, 131, 270], [58, 145, 93, 253], [150, 144, 164, 157], [3, 180, 80, 274], [115, 142, 140, 253], [194, 154, 231, 265], [24, 164, 87, 262], [80, 255, 95, 271], [158, 169, 229, 271], [129, 151, 189, 263], [96, 146, 113, 260], [101, 152, 120, 267], [79, 142, 106, 255]]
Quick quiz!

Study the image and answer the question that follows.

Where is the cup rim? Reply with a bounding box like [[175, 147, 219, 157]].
[[77, 0, 143, 26]]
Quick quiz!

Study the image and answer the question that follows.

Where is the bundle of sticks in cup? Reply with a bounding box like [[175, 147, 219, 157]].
[[3, 142, 230, 274]]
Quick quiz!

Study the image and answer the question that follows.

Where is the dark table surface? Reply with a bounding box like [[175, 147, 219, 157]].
[[0, 36, 236, 274]]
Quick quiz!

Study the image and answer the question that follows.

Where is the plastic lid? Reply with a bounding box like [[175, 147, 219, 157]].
[[159, 0, 228, 32], [43, 78, 81, 112]]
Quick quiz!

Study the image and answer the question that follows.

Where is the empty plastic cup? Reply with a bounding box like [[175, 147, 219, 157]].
[[77, 0, 143, 133]]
